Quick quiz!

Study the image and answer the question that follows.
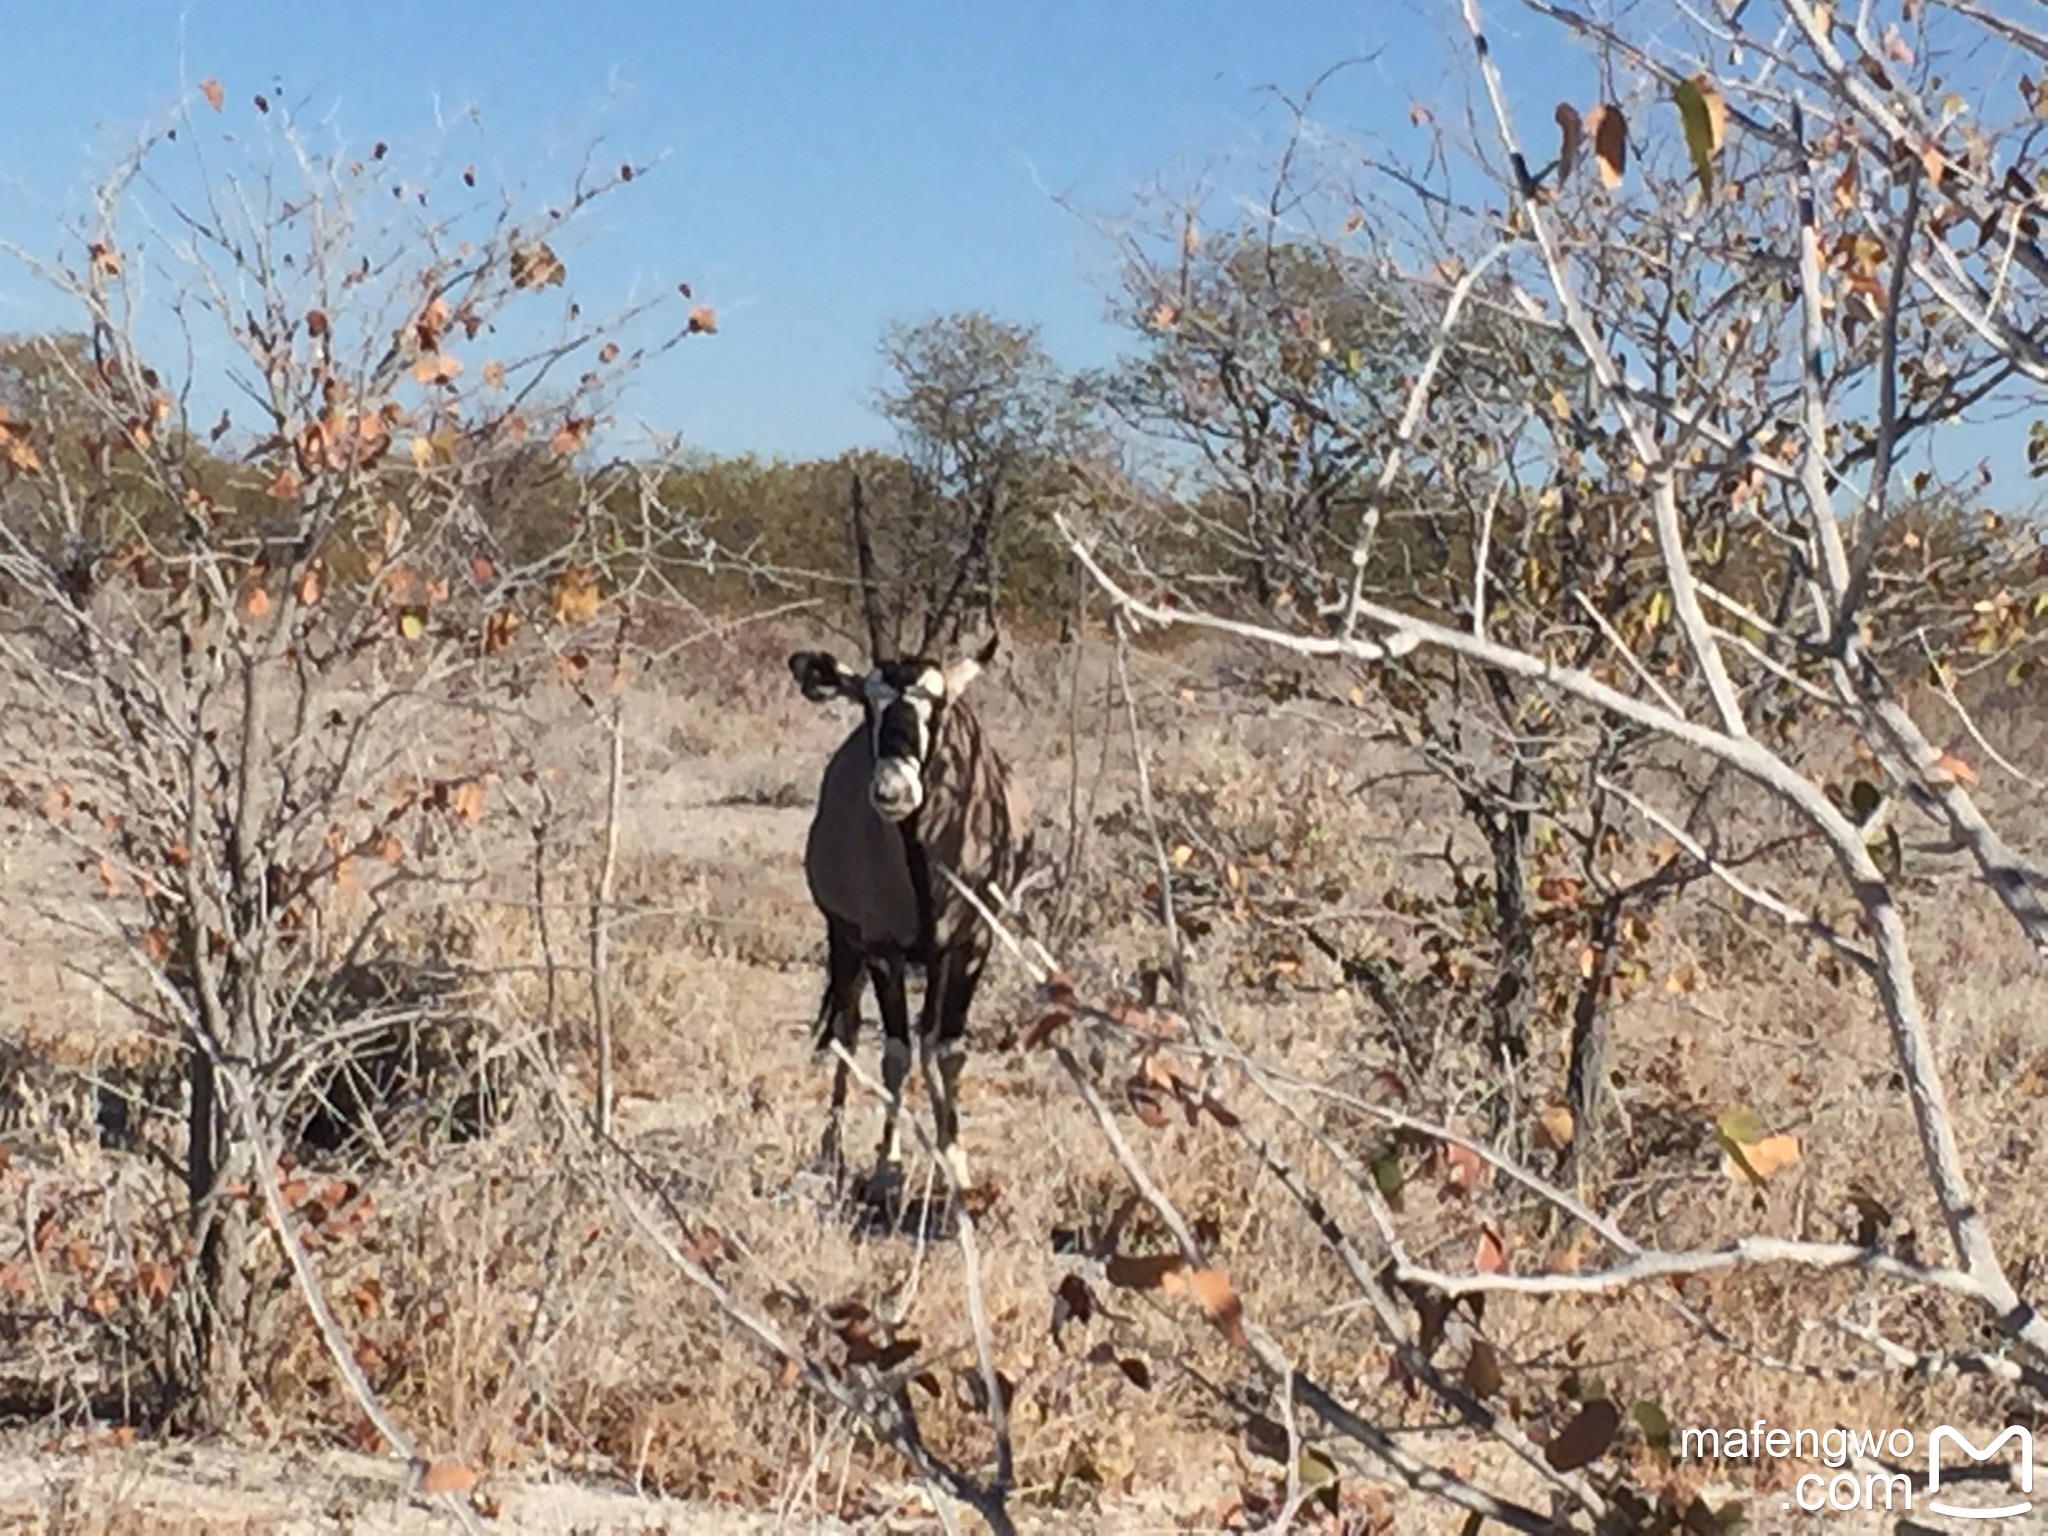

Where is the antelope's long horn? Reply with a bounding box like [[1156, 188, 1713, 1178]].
[[848, 472, 888, 663]]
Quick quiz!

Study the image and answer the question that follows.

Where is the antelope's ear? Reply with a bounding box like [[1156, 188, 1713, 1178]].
[[942, 630, 999, 698], [789, 651, 862, 703]]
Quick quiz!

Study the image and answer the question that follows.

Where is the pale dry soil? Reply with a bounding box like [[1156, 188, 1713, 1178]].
[[0, 1433, 860, 1535]]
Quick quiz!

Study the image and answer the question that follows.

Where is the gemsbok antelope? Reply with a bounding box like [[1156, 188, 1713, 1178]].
[[788, 485, 1032, 1203]]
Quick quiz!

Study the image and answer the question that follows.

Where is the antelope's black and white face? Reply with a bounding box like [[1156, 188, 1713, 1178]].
[[861, 658, 952, 821], [790, 637, 995, 824]]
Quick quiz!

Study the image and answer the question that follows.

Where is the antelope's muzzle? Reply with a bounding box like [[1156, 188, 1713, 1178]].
[[870, 758, 925, 821]]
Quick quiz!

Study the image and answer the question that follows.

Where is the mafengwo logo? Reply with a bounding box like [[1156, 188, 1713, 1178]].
[[1927, 1425, 2033, 1521]]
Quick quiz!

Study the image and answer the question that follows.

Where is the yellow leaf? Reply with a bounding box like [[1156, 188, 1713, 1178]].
[[410, 437, 434, 469], [1674, 74, 1726, 200], [397, 607, 427, 642], [1716, 1104, 1766, 1145], [1170, 843, 1195, 869]]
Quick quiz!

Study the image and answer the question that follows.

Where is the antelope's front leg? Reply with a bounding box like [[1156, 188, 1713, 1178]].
[[925, 949, 980, 1193], [924, 1038, 971, 1191], [867, 956, 913, 1206]]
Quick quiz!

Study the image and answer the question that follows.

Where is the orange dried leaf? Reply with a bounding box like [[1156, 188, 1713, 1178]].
[[2, 409, 47, 475], [1534, 1105, 1576, 1151], [687, 304, 718, 335], [1126, 1083, 1170, 1128], [1721, 1132, 1801, 1185], [1021, 1008, 1071, 1050], [1587, 103, 1627, 188], [1171, 1266, 1248, 1347], [199, 77, 224, 112], [1445, 1141, 1488, 1194], [450, 781, 487, 826], [419, 1459, 477, 1496], [551, 567, 601, 625], [1931, 750, 1977, 784], [412, 351, 463, 386], [1475, 1224, 1509, 1274], [549, 418, 592, 459], [482, 608, 521, 655]]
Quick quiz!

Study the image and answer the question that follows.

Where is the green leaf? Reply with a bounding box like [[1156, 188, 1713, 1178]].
[[1632, 1399, 1673, 1460], [1716, 1104, 1766, 1145], [1371, 1145, 1405, 1209], [1296, 1446, 1339, 1493], [1674, 75, 1726, 201]]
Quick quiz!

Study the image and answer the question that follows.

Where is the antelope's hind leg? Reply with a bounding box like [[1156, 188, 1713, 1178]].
[[814, 918, 867, 1189]]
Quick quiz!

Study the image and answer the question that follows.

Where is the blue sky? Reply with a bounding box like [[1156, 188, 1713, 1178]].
[[0, 1, 2038, 511], [0, 0, 1587, 461]]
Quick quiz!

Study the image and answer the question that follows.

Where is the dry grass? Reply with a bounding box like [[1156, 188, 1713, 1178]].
[[1, 615, 2044, 1531]]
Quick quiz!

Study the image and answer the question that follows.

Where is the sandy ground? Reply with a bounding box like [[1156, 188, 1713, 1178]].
[[0, 1435, 874, 1533]]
